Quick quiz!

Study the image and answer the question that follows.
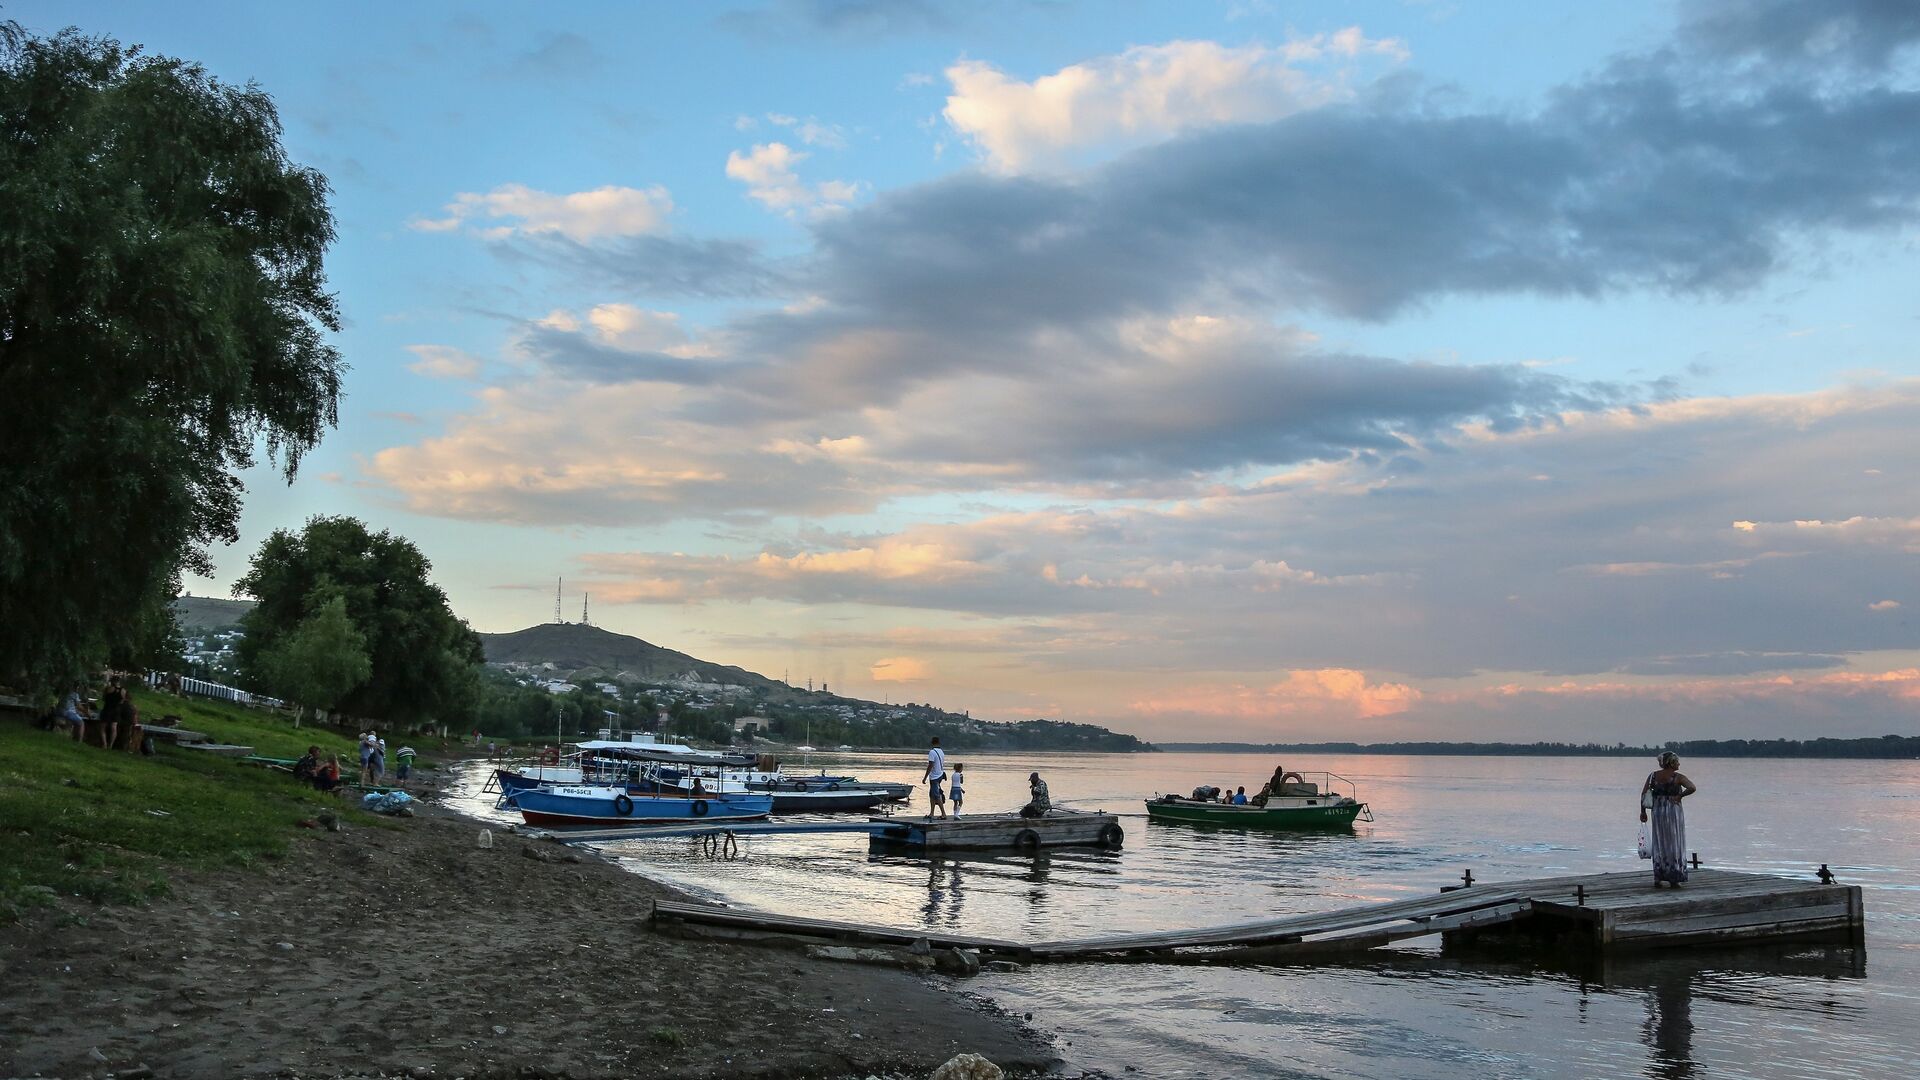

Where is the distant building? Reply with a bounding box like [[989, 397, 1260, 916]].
[[544, 680, 579, 695], [733, 715, 769, 736]]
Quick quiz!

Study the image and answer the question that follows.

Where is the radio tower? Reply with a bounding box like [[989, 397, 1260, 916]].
[[554, 577, 563, 624], [581, 593, 591, 626]]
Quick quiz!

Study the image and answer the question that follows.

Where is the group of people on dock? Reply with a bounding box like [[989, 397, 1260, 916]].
[[920, 736, 1050, 820]]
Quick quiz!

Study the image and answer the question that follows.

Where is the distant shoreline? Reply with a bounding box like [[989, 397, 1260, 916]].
[[1160, 737, 1920, 760]]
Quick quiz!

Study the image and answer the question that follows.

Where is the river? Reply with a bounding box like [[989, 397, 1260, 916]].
[[445, 751, 1920, 1079]]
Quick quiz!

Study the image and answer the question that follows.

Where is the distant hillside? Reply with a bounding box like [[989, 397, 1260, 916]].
[[173, 595, 255, 630], [478, 622, 789, 695]]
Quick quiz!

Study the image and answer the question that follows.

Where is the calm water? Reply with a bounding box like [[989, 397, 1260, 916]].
[[445, 752, 1920, 1079]]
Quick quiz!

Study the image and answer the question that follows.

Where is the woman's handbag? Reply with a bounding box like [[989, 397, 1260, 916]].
[[1636, 822, 1654, 860], [1640, 773, 1655, 811]]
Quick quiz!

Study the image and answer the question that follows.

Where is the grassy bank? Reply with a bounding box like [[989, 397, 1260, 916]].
[[0, 690, 377, 924]]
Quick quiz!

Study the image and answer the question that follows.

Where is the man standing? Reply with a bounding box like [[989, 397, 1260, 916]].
[[922, 736, 947, 821], [395, 744, 416, 784]]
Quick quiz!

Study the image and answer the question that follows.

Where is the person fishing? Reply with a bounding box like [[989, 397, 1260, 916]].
[[1020, 772, 1050, 818]]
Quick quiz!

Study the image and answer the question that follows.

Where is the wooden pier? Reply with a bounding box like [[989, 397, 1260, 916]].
[[648, 868, 1862, 963]]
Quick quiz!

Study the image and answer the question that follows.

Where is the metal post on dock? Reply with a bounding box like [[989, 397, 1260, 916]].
[[1689, 852, 1701, 869], [1574, 884, 1586, 906], [1461, 868, 1474, 888], [1817, 864, 1837, 884]]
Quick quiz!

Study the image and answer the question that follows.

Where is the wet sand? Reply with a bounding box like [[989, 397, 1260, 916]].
[[0, 800, 1057, 1079]]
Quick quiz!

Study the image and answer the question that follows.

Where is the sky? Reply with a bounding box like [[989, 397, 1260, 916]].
[[21, 0, 1920, 743]]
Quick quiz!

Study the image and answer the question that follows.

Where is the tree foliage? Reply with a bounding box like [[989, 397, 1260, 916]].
[[0, 22, 342, 692], [235, 517, 482, 726], [257, 594, 369, 717]]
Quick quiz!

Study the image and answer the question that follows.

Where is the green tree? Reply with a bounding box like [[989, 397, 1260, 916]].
[[257, 594, 370, 723], [0, 23, 342, 693], [235, 517, 482, 727]]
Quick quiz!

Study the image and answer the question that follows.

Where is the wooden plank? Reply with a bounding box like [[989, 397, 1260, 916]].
[[650, 899, 1025, 953], [1610, 902, 1854, 940]]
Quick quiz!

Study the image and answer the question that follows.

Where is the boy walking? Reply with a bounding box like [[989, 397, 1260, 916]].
[[950, 764, 965, 817]]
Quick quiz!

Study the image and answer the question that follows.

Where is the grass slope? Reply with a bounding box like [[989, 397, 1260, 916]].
[[0, 689, 372, 924]]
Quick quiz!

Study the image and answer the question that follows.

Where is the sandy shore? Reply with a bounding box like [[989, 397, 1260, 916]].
[[0, 794, 1058, 1079]]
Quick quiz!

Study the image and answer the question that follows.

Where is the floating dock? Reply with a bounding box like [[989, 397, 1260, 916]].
[[649, 868, 1861, 962], [869, 811, 1123, 851]]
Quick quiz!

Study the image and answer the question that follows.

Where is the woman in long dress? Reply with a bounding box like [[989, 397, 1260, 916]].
[[1640, 752, 1698, 887]]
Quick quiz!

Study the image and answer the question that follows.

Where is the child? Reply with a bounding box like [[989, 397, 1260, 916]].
[[950, 764, 966, 817]]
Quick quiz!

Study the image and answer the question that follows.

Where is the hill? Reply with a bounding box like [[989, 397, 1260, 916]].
[[478, 622, 791, 695], [172, 595, 255, 630]]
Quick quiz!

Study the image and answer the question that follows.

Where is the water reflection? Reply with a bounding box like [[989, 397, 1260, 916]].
[[1641, 967, 1696, 1080]]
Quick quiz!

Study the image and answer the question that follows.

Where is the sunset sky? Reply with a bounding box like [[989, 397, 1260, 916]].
[[29, 1, 1920, 742]]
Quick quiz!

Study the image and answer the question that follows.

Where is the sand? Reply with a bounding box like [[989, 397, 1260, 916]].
[[0, 797, 1059, 1079]]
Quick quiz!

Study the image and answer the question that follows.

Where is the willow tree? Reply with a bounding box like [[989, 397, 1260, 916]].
[[0, 22, 342, 692]]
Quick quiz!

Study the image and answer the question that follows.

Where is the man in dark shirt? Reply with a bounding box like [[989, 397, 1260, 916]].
[[293, 745, 321, 785]]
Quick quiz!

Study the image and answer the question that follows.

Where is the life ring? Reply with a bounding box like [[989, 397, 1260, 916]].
[[1014, 828, 1040, 850], [690, 799, 710, 817], [1098, 823, 1124, 848], [612, 794, 634, 816], [1281, 771, 1305, 786], [539, 747, 560, 766]]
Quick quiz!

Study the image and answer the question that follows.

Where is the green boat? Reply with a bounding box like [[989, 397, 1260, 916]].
[[1145, 772, 1372, 830]]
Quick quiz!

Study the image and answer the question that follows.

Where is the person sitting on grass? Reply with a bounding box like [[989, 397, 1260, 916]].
[[293, 745, 321, 785], [313, 754, 342, 792]]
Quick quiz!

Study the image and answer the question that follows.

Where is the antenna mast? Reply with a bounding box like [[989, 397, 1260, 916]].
[[554, 577, 563, 624], [582, 592, 591, 626]]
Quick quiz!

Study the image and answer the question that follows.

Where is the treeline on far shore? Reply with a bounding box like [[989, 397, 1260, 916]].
[[1161, 736, 1920, 759]]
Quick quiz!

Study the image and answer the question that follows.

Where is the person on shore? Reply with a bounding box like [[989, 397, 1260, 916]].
[[922, 737, 948, 821], [97, 676, 124, 750], [1640, 752, 1697, 887], [395, 744, 416, 783], [1020, 772, 1051, 818], [314, 754, 342, 792], [293, 745, 321, 785], [370, 738, 388, 785], [950, 764, 965, 817], [116, 687, 140, 752], [358, 732, 376, 784], [59, 684, 89, 742]]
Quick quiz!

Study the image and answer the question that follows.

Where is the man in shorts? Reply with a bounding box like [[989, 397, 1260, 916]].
[[922, 736, 948, 821]]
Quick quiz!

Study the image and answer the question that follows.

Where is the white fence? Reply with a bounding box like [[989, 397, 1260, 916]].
[[146, 672, 285, 709]]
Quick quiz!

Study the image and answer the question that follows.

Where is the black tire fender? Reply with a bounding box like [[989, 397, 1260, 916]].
[[612, 794, 634, 816], [1014, 828, 1040, 850], [690, 799, 710, 817], [1099, 822, 1124, 848]]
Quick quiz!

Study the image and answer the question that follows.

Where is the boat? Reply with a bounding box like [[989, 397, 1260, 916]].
[[636, 763, 906, 812], [501, 784, 773, 827], [1145, 772, 1373, 829]]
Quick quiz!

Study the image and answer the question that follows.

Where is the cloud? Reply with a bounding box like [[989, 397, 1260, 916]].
[[490, 233, 790, 299], [764, 112, 847, 148], [944, 34, 1407, 172], [1130, 669, 1421, 722], [507, 32, 606, 81], [726, 142, 861, 215], [405, 345, 483, 380], [1681, 0, 1920, 73], [871, 656, 934, 682], [1870, 599, 1902, 612], [410, 184, 674, 242], [717, 0, 1029, 40]]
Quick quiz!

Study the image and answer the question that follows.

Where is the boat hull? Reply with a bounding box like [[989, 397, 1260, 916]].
[[1145, 798, 1367, 829], [505, 786, 772, 828]]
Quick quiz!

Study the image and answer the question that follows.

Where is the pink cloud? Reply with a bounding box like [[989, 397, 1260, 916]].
[[1131, 668, 1420, 721]]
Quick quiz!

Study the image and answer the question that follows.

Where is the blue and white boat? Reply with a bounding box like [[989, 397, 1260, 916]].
[[502, 785, 773, 827]]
